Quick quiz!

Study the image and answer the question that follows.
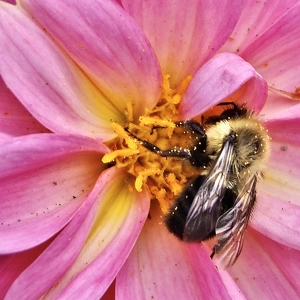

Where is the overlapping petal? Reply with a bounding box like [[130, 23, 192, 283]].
[[4, 168, 148, 299], [250, 113, 300, 249], [252, 194, 300, 250], [224, 228, 300, 298], [240, 2, 300, 93], [5, 175, 100, 300], [221, 0, 298, 54], [20, 0, 162, 122], [0, 134, 107, 253], [116, 202, 237, 299], [121, 0, 243, 86], [0, 76, 49, 138], [0, 3, 121, 140], [260, 94, 300, 119], [36, 168, 149, 299], [180, 53, 267, 119], [0, 240, 52, 299], [266, 115, 300, 187]]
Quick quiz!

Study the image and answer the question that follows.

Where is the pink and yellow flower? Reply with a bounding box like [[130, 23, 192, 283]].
[[1, 0, 300, 299]]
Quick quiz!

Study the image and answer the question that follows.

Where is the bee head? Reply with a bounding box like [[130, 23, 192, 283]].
[[205, 116, 270, 177]]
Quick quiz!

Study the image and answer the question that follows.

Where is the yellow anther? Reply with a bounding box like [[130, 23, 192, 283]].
[[102, 148, 139, 163]]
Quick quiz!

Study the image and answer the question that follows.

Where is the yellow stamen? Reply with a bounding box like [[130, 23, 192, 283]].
[[177, 75, 192, 95], [111, 122, 137, 150], [102, 148, 139, 163], [125, 97, 134, 122], [135, 168, 161, 192], [102, 75, 202, 213], [139, 116, 175, 128]]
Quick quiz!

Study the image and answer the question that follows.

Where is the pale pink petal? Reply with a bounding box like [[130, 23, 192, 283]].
[[20, 0, 162, 121], [180, 53, 267, 119], [264, 115, 300, 205], [0, 76, 50, 137], [217, 271, 247, 300], [260, 94, 300, 120], [0, 3, 124, 140], [117, 202, 237, 299], [6, 170, 115, 299], [41, 168, 149, 299], [0, 134, 107, 253], [240, 2, 300, 93], [226, 228, 300, 299], [221, 0, 298, 54], [121, 0, 243, 86], [0, 240, 52, 299], [252, 194, 300, 250], [249, 115, 300, 249]]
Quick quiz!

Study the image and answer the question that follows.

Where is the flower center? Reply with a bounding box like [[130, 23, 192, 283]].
[[102, 75, 203, 213]]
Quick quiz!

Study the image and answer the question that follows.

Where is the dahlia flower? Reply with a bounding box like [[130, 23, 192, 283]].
[[1, 0, 300, 299]]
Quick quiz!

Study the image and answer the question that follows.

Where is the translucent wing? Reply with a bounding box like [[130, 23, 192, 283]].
[[213, 175, 257, 268], [183, 134, 236, 241]]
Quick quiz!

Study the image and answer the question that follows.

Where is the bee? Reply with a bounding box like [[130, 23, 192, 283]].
[[125, 103, 270, 267]]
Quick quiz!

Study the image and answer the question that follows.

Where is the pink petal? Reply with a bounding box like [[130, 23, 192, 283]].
[[250, 115, 300, 249], [252, 193, 300, 250], [240, 2, 300, 93], [260, 94, 300, 120], [225, 228, 300, 299], [40, 168, 150, 299], [0, 134, 107, 253], [180, 53, 267, 119], [0, 76, 50, 137], [121, 0, 243, 86], [6, 169, 115, 299], [217, 271, 247, 300], [0, 4, 125, 140], [117, 202, 237, 299], [221, 0, 298, 54], [20, 0, 162, 121], [0, 240, 52, 299], [265, 115, 300, 204]]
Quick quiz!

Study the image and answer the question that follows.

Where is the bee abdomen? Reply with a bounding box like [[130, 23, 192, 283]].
[[164, 176, 237, 241], [164, 176, 205, 239]]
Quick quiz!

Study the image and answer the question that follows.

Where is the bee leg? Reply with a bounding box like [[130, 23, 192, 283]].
[[216, 101, 239, 109], [206, 102, 247, 124], [124, 127, 196, 162], [150, 125, 166, 134]]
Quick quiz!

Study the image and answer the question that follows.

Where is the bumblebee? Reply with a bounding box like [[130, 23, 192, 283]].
[[126, 103, 270, 267]]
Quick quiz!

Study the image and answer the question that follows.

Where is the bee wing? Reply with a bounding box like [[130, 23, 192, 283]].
[[213, 175, 257, 268], [183, 134, 236, 241]]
